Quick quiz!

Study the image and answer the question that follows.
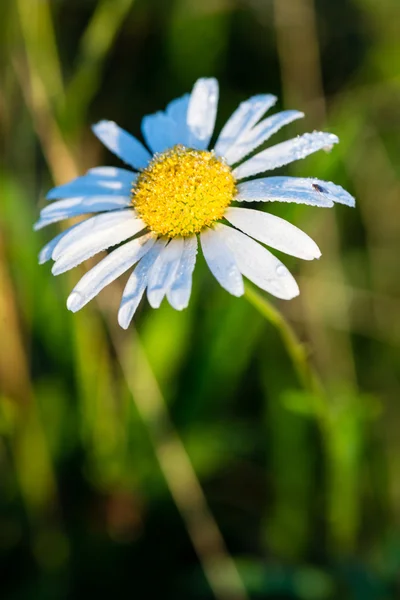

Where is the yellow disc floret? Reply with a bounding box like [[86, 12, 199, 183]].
[[131, 145, 236, 237]]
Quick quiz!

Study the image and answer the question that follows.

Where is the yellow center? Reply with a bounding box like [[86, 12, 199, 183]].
[[131, 145, 236, 237]]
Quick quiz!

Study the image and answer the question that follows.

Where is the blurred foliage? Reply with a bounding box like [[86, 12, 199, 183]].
[[1, 0, 400, 598]]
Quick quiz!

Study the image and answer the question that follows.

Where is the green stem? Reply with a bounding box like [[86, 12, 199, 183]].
[[244, 283, 329, 425]]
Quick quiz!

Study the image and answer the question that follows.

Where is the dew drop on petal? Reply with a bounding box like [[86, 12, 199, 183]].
[[276, 265, 288, 277]]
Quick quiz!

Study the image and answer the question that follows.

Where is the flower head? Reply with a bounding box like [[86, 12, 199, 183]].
[[36, 78, 355, 328]]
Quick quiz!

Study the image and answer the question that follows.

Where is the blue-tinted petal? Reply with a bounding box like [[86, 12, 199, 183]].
[[147, 238, 185, 308], [187, 78, 219, 149], [200, 227, 244, 296], [216, 224, 299, 300], [224, 110, 304, 165], [166, 94, 190, 144], [142, 94, 191, 153], [118, 239, 168, 329], [233, 132, 339, 179], [92, 120, 151, 170], [214, 94, 277, 157], [34, 196, 132, 229], [87, 166, 135, 182], [167, 236, 198, 310], [236, 176, 355, 207], [67, 234, 155, 312], [38, 224, 78, 264], [46, 178, 133, 200], [141, 112, 177, 154], [225, 207, 321, 260], [51, 210, 145, 274], [46, 169, 135, 200]]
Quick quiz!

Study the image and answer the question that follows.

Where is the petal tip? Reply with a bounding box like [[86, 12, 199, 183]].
[[347, 195, 356, 208], [67, 291, 82, 312], [38, 253, 48, 265], [232, 285, 245, 298], [33, 220, 44, 231], [167, 293, 189, 311], [117, 308, 130, 330], [308, 244, 322, 261], [91, 120, 115, 137], [51, 262, 65, 276], [147, 293, 162, 309]]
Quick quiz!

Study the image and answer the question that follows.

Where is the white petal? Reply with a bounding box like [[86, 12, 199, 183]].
[[92, 121, 151, 170], [87, 166, 135, 182], [51, 210, 145, 274], [167, 94, 190, 121], [46, 173, 134, 200], [67, 234, 155, 312], [187, 78, 219, 149], [141, 94, 191, 153], [34, 196, 132, 229], [225, 207, 321, 260], [167, 236, 198, 310], [141, 112, 177, 154], [118, 239, 168, 329], [52, 210, 139, 260], [224, 110, 304, 165], [214, 94, 277, 157], [200, 228, 244, 296], [38, 224, 78, 264], [166, 94, 190, 145], [216, 224, 299, 300], [233, 132, 339, 179], [147, 238, 185, 308], [236, 176, 355, 207]]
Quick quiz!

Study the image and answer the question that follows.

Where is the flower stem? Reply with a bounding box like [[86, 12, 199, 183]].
[[244, 283, 328, 423]]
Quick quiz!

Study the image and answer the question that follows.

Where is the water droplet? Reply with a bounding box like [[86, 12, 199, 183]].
[[276, 265, 287, 277]]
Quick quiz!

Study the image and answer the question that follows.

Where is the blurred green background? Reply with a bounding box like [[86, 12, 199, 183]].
[[1, 0, 400, 598]]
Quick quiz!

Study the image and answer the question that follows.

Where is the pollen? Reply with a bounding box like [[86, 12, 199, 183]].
[[131, 145, 236, 238]]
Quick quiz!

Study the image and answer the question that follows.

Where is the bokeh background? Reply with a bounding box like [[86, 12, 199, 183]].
[[1, 0, 400, 598]]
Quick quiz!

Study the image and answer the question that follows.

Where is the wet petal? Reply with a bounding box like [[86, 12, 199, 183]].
[[118, 239, 168, 329], [214, 94, 277, 157], [200, 227, 244, 296], [225, 207, 321, 260], [52, 210, 145, 274], [87, 166, 135, 182], [233, 132, 339, 179], [147, 238, 185, 308], [236, 176, 355, 207], [34, 196, 132, 229], [92, 120, 151, 170], [142, 94, 191, 153], [38, 224, 78, 264], [166, 94, 190, 145], [46, 172, 134, 200], [216, 224, 299, 300], [167, 236, 198, 310], [224, 110, 304, 165], [67, 234, 155, 312], [141, 112, 178, 154], [187, 78, 219, 149]]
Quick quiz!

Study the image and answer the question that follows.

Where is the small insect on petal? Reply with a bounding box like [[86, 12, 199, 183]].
[[312, 183, 328, 194]]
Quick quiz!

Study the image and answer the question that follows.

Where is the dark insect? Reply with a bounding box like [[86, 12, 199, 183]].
[[312, 183, 327, 194]]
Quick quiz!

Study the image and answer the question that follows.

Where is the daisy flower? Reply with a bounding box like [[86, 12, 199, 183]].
[[36, 78, 355, 329]]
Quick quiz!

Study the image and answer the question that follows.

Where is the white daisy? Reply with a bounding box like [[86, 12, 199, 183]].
[[36, 78, 355, 329]]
